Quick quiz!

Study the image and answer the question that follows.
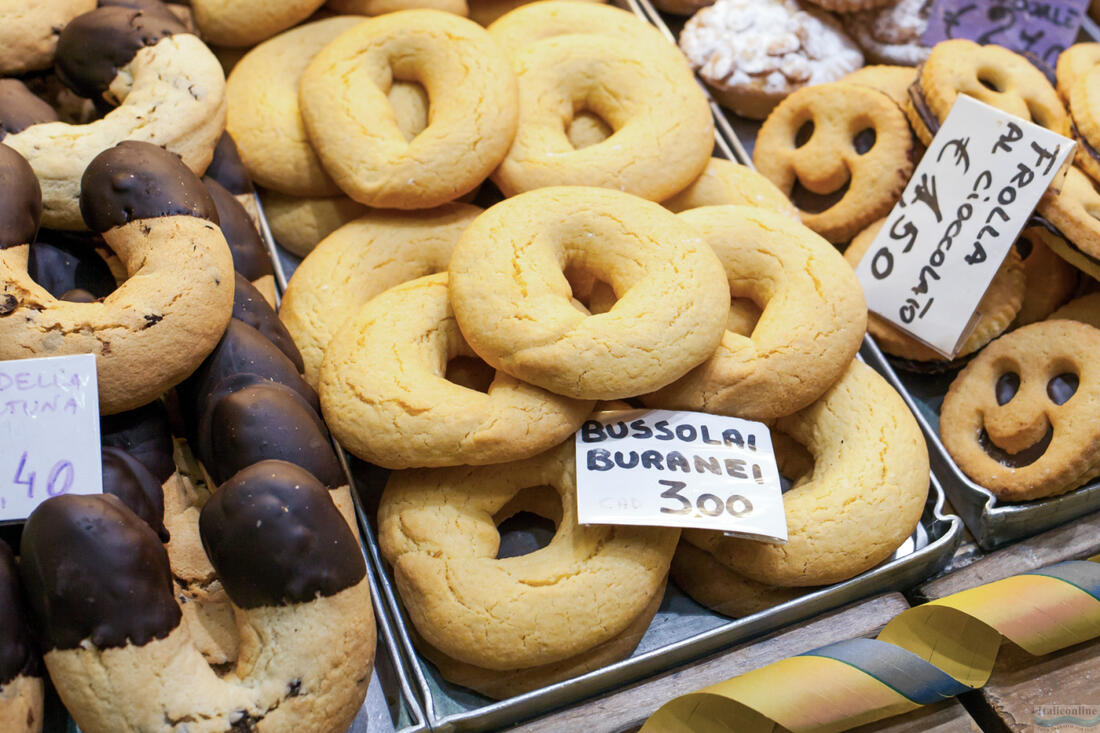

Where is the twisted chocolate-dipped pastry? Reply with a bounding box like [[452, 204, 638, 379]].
[[0, 4, 226, 229], [0, 141, 235, 414], [0, 542, 43, 733], [20, 462, 374, 733]]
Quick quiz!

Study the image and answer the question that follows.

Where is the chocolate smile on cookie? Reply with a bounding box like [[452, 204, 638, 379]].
[[940, 320, 1100, 500], [754, 82, 915, 243]]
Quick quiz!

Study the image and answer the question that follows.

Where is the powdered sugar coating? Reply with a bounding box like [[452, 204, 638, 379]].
[[843, 0, 932, 66], [680, 0, 863, 103]]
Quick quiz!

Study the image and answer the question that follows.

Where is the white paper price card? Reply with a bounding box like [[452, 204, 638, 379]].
[[0, 354, 102, 522], [574, 409, 787, 542], [855, 94, 1074, 357]]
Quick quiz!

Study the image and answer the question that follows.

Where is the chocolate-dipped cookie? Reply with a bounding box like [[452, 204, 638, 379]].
[[232, 273, 303, 371], [100, 401, 176, 482], [101, 447, 170, 541], [19, 471, 374, 733], [26, 231, 116, 300], [2, 4, 226, 229], [0, 541, 44, 733], [0, 141, 235, 414], [0, 144, 42, 250]]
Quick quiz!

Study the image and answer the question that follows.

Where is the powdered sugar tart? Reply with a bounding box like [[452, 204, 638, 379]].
[[680, 0, 864, 120]]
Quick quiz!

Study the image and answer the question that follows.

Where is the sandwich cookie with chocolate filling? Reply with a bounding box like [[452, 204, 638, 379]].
[[754, 81, 915, 243], [1035, 165, 1100, 281], [940, 320, 1100, 500], [19, 461, 375, 733], [0, 542, 43, 733], [0, 5, 226, 230], [906, 40, 1068, 146], [0, 142, 235, 414]]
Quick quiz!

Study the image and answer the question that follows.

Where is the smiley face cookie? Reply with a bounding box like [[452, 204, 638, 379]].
[[754, 82, 915, 243], [907, 40, 1068, 146], [940, 320, 1100, 500]]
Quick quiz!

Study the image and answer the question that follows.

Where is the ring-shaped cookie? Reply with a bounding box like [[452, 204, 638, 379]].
[[378, 440, 678, 670], [907, 40, 1068, 146], [662, 158, 799, 217], [226, 16, 367, 198], [492, 35, 712, 201], [683, 361, 929, 587], [0, 0, 95, 74], [644, 206, 866, 419], [487, 1, 677, 61], [320, 273, 593, 468], [192, 0, 326, 47], [281, 203, 481, 386], [300, 10, 518, 209], [940, 320, 1100, 501], [754, 82, 915, 243], [1056, 42, 1100, 102], [448, 187, 730, 400], [0, 6, 226, 230], [0, 142, 234, 415]]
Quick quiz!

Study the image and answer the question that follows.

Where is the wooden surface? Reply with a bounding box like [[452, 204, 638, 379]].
[[848, 700, 979, 733], [964, 638, 1100, 732], [914, 509, 1100, 601], [506, 594, 915, 733]]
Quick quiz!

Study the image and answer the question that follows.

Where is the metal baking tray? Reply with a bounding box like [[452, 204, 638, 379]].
[[632, 0, 1100, 550], [256, 4, 961, 727], [264, 185, 961, 732]]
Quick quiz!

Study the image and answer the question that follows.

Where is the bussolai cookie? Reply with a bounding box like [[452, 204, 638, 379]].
[[754, 82, 915, 243], [644, 206, 865, 419], [448, 187, 730, 400], [907, 40, 1068, 146], [1036, 166, 1100, 281], [940, 320, 1100, 501]]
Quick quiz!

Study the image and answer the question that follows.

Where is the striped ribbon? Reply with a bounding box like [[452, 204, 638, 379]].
[[641, 556, 1100, 733]]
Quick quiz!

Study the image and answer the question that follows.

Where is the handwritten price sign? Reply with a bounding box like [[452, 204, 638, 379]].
[[575, 409, 786, 542], [0, 354, 102, 522], [923, 0, 1090, 65], [855, 96, 1074, 357]]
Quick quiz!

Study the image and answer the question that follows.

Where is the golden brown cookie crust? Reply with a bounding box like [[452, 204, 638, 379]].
[[0, 217, 235, 415], [192, 0, 327, 47], [1036, 166, 1100, 280], [0, 675, 44, 733], [1014, 227, 1079, 326], [644, 206, 866, 419], [300, 10, 519, 209], [261, 191, 368, 258], [448, 187, 730, 400], [939, 320, 1100, 500], [661, 158, 800, 218], [754, 82, 915, 243], [226, 16, 368, 197], [0, 0, 96, 74], [841, 65, 917, 107], [280, 202, 481, 386], [671, 541, 804, 618], [492, 34, 712, 202], [378, 441, 679, 670], [319, 273, 594, 468]]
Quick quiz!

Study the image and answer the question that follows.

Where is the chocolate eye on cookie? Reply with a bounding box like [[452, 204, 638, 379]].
[[940, 320, 1100, 501], [754, 82, 915, 243], [906, 39, 1069, 146]]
